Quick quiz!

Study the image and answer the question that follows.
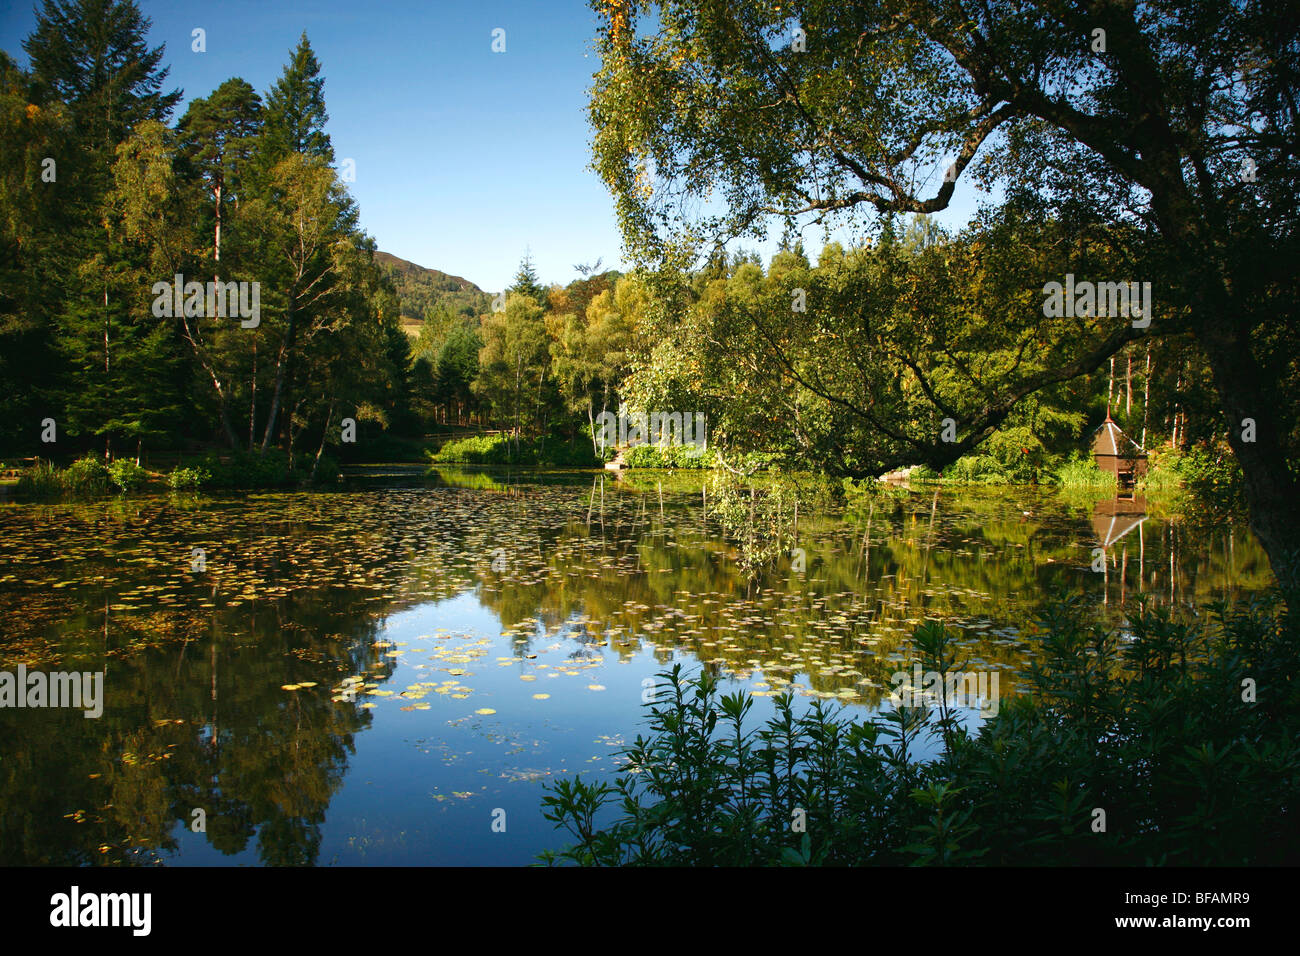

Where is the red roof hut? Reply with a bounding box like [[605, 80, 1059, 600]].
[[1092, 415, 1148, 488]]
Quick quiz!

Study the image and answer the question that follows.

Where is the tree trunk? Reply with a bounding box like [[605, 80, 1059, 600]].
[[1141, 346, 1151, 450], [311, 399, 336, 482], [261, 308, 297, 452], [1106, 355, 1114, 417], [104, 282, 110, 462], [1125, 353, 1132, 418], [214, 180, 222, 263], [1193, 323, 1300, 596], [248, 338, 257, 451]]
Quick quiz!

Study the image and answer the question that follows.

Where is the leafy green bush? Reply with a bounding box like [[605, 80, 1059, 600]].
[[943, 454, 1010, 484], [428, 434, 599, 467], [167, 465, 210, 492], [983, 425, 1048, 482], [540, 593, 1299, 866], [16, 456, 113, 498], [1177, 445, 1246, 515], [64, 455, 111, 495], [199, 450, 297, 489], [430, 434, 516, 465], [1053, 452, 1118, 489], [107, 458, 148, 493], [622, 443, 716, 469], [1134, 448, 1184, 494]]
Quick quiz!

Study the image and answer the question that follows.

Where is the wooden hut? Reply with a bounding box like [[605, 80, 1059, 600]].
[[1092, 415, 1148, 488]]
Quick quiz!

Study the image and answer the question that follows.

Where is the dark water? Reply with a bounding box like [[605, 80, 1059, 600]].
[[0, 469, 1271, 865]]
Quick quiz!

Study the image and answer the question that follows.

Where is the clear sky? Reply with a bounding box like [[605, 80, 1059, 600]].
[[1, 0, 984, 293]]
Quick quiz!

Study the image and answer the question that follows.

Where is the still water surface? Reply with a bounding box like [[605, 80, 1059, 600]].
[[0, 468, 1270, 864]]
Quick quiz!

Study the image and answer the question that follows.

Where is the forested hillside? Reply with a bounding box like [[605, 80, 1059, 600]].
[[374, 250, 490, 325]]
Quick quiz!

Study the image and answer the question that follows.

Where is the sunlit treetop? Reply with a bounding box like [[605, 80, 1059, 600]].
[[589, 0, 1297, 278]]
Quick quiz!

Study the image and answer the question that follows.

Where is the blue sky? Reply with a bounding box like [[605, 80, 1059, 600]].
[[1, 0, 984, 293]]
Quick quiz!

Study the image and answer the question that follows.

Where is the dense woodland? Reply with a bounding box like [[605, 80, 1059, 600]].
[[2, 0, 1297, 585]]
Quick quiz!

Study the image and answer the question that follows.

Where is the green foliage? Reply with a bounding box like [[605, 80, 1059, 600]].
[[198, 450, 321, 489], [166, 465, 210, 492], [22, 0, 181, 156], [943, 455, 1010, 485], [1177, 446, 1246, 516], [428, 434, 510, 464], [378, 251, 490, 322], [541, 594, 1300, 865], [1132, 448, 1183, 496], [14, 460, 67, 498], [63, 454, 110, 495], [13, 455, 118, 502], [258, 31, 332, 165], [106, 458, 148, 492], [428, 433, 599, 467], [622, 443, 715, 469], [1053, 453, 1118, 490]]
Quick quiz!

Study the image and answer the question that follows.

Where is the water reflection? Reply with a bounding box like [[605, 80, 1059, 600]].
[[0, 477, 1271, 864]]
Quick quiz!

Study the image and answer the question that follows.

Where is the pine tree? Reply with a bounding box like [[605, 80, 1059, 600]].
[[177, 78, 263, 262], [0, 52, 75, 452], [20, 0, 181, 458], [508, 253, 547, 307], [259, 32, 333, 167], [22, 0, 180, 159]]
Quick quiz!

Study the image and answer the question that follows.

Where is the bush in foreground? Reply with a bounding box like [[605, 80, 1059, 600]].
[[540, 593, 1299, 866]]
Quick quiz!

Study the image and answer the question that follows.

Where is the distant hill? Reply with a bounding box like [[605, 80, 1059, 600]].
[[375, 252, 492, 330]]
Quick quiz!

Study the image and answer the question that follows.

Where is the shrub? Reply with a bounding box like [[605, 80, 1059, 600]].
[[1177, 445, 1246, 515], [107, 458, 148, 493], [428, 434, 600, 467], [64, 455, 110, 495], [540, 593, 1300, 866], [1053, 452, 1118, 489], [429, 434, 513, 465], [15, 459, 66, 498], [943, 454, 1010, 484], [167, 465, 210, 492], [1134, 448, 1184, 494], [17, 456, 112, 498], [199, 450, 296, 489], [622, 443, 716, 469]]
